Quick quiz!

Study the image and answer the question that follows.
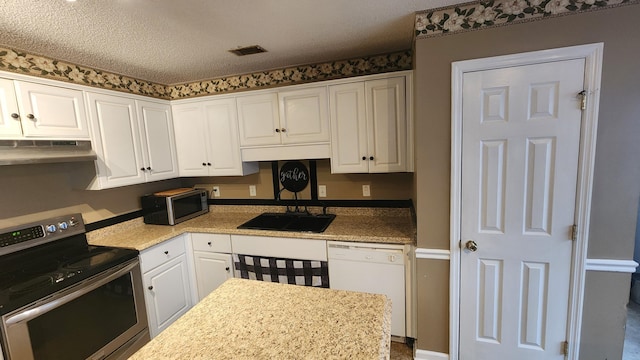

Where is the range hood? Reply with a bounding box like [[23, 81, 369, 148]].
[[0, 140, 97, 165]]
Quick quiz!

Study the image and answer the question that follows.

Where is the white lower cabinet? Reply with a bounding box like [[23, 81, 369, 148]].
[[140, 235, 192, 338], [190, 233, 233, 301]]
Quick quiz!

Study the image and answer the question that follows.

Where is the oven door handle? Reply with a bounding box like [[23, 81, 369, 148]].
[[4, 259, 139, 326]]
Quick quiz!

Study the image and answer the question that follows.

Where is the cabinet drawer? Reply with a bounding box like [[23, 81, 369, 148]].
[[191, 233, 232, 253], [231, 235, 327, 261], [140, 235, 186, 272]]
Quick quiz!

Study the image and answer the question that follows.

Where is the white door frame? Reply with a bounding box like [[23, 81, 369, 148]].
[[450, 43, 603, 360]]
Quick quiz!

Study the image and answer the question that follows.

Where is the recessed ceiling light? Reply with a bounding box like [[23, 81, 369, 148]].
[[229, 45, 267, 56]]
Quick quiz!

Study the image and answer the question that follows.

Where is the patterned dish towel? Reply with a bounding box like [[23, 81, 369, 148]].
[[233, 254, 329, 288]]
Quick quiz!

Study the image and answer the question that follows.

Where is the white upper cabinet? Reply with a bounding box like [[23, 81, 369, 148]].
[[236, 86, 330, 161], [136, 100, 179, 182], [86, 92, 145, 188], [277, 87, 329, 145], [329, 74, 412, 173], [236, 93, 280, 147], [328, 82, 369, 173], [0, 79, 89, 139], [0, 78, 22, 138], [86, 92, 178, 189], [173, 98, 258, 177]]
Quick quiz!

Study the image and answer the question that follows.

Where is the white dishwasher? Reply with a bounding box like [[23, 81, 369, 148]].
[[327, 241, 406, 338]]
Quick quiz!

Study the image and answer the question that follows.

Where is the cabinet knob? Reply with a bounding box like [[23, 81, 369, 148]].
[[225, 267, 230, 272], [164, 250, 169, 255], [275, 128, 280, 133], [207, 242, 212, 246], [369, 156, 374, 161], [26, 114, 35, 120], [280, 128, 286, 133], [207, 162, 211, 166], [148, 286, 154, 290], [362, 156, 366, 161], [10, 113, 19, 119], [202, 162, 207, 166], [146, 167, 151, 171], [140, 167, 145, 171]]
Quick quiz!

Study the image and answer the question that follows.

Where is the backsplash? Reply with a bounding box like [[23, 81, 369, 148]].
[[0, 47, 410, 100], [415, 0, 639, 38]]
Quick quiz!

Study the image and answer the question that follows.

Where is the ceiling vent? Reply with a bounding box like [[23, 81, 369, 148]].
[[229, 45, 267, 56]]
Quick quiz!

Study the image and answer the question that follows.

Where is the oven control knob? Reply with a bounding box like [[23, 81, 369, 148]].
[[58, 221, 69, 230], [46, 224, 57, 233]]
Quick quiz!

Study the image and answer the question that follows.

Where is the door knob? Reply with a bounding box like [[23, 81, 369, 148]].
[[465, 240, 478, 252]]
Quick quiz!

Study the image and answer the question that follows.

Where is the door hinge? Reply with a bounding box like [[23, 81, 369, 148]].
[[578, 90, 587, 110], [562, 340, 569, 357], [571, 225, 578, 241]]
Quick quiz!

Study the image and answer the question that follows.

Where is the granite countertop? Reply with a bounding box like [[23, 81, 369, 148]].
[[129, 278, 392, 360], [87, 205, 415, 251]]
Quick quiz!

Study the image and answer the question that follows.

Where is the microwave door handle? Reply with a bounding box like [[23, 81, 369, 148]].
[[165, 196, 175, 226], [4, 260, 138, 326]]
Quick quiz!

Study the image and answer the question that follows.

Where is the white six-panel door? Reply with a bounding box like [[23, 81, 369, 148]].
[[460, 59, 585, 360]]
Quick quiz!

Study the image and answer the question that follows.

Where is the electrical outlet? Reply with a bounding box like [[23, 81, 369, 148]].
[[362, 184, 371, 197], [249, 185, 257, 197], [318, 185, 327, 198], [212, 186, 220, 198]]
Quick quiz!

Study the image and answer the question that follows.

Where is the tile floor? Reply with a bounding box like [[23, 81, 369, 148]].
[[390, 341, 413, 360], [623, 299, 640, 360]]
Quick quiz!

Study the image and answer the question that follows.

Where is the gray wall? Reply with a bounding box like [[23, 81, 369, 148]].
[[414, 4, 640, 358]]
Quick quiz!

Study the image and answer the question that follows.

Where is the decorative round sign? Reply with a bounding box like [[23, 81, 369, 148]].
[[279, 161, 309, 193]]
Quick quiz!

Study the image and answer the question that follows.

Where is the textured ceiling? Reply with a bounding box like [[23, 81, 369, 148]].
[[0, 0, 466, 85]]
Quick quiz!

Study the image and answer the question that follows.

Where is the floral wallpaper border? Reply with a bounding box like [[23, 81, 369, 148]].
[[415, 0, 639, 38], [0, 46, 411, 100], [167, 51, 412, 99], [0, 47, 170, 99]]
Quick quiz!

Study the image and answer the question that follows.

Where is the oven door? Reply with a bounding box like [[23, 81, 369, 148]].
[[1, 259, 148, 360]]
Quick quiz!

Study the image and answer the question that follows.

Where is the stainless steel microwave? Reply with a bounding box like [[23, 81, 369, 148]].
[[141, 188, 208, 225]]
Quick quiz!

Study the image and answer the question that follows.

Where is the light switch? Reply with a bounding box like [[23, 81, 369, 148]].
[[318, 185, 327, 198]]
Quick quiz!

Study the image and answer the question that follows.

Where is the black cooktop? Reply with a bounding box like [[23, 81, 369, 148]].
[[0, 217, 138, 316]]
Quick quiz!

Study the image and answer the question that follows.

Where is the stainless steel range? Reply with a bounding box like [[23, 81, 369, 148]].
[[0, 214, 149, 360]]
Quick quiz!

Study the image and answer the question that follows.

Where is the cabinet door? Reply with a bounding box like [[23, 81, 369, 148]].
[[86, 92, 145, 188], [329, 82, 369, 173], [192, 252, 233, 301], [14, 81, 89, 139], [278, 86, 329, 145], [203, 98, 249, 176], [0, 78, 22, 138], [137, 100, 179, 181], [172, 103, 210, 176], [143, 254, 192, 338], [236, 93, 280, 146], [365, 77, 407, 173]]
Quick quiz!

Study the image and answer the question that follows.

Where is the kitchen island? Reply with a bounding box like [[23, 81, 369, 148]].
[[128, 278, 392, 359]]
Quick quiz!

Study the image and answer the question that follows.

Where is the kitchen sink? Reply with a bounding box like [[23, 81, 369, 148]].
[[237, 212, 336, 233]]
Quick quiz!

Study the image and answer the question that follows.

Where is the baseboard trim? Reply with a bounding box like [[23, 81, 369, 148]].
[[415, 248, 450, 260], [585, 258, 639, 273], [415, 349, 449, 360]]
